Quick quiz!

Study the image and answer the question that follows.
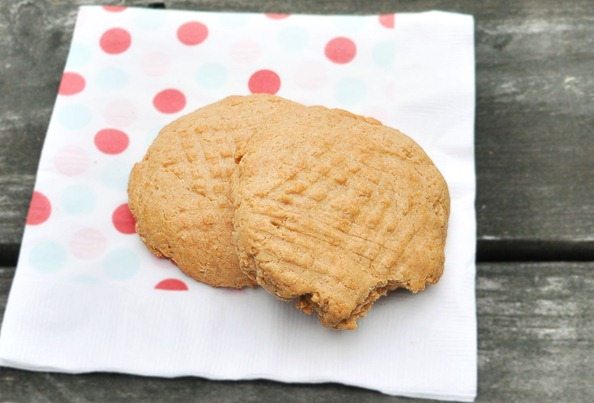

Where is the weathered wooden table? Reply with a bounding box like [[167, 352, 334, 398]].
[[1, 0, 592, 401]]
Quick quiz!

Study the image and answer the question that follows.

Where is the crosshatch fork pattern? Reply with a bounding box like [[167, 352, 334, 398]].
[[129, 95, 307, 288], [232, 106, 450, 329]]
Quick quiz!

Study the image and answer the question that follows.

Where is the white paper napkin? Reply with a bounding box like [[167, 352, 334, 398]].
[[0, 6, 476, 401]]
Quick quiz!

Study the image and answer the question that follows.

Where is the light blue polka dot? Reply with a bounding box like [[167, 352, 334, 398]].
[[66, 43, 91, 69], [61, 185, 96, 215], [96, 67, 129, 90], [196, 63, 228, 89], [373, 40, 396, 69], [103, 248, 139, 280], [334, 78, 367, 106], [29, 241, 67, 273], [57, 104, 92, 130], [277, 26, 308, 51], [219, 13, 250, 27], [101, 159, 130, 192], [134, 9, 167, 29], [334, 16, 366, 33]]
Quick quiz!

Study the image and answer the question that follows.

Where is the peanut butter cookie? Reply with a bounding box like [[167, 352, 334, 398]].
[[232, 105, 449, 326], [129, 95, 304, 288]]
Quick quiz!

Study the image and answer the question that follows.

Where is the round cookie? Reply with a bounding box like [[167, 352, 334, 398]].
[[128, 95, 306, 288], [232, 106, 450, 327]]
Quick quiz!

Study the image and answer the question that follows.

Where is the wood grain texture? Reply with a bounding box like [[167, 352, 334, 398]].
[[1, 262, 592, 402], [0, 0, 593, 261]]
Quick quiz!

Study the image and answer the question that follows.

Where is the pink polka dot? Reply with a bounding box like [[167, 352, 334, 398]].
[[155, 278, 188, 291], [54, 145, 90, 176], [27, 191, 51, 225], [100, 28, 131, 54], [59, 72, 86, 95], [112, 203, 136, 234], [103, 5, 126, 12], [153, 89, 186, 114], [294, 61, 328, 90], [379, 14, 395, 29], [266, 13, 289, 19], [177, 22, 208, 46], [103, 99, 137, 127], [324, 37, 356, 64], [70, 228, 107, 259], [95, 129, 129, 155], [230, 40, 261, 64], [248, 70, 281, 94], [140, 52, 171, 76]]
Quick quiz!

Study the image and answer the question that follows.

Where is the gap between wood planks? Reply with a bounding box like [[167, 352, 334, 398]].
[[2, 240, 594, 267], [477, 240, 594, 262]]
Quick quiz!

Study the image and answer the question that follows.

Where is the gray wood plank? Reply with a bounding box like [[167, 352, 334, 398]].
[[0, 1, 593, 257], [1, 262, 592, 402]]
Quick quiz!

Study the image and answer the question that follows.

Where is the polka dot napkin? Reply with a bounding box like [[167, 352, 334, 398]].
[[0, 6, 476, 401]]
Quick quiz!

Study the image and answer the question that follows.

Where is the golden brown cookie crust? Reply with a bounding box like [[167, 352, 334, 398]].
[[232, 105, 450, 326], [128, 95, 305, 288]]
